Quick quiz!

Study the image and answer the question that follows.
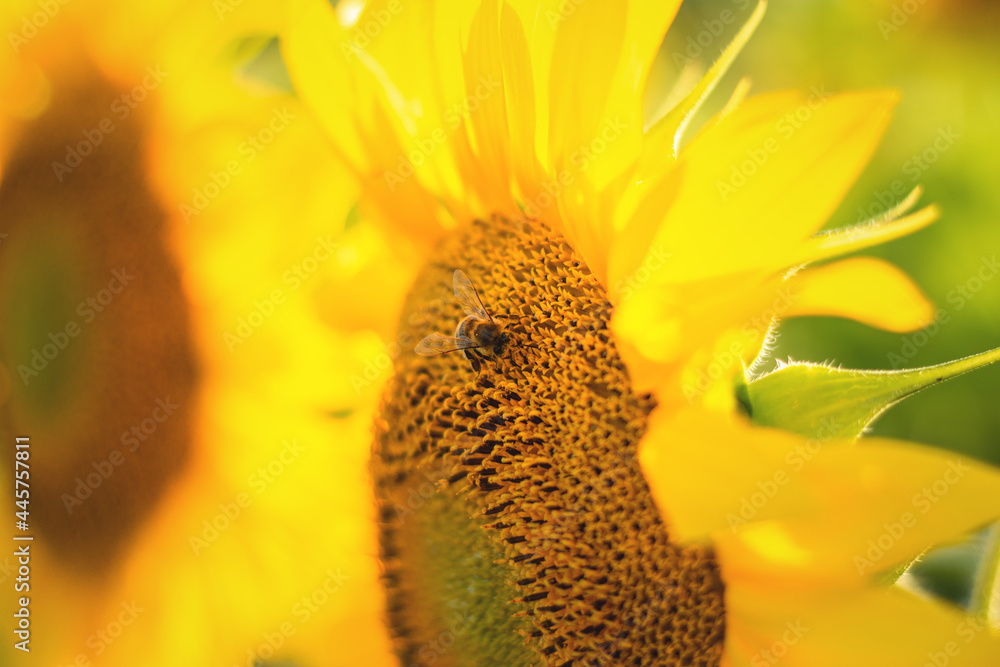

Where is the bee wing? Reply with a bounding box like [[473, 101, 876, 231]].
[[453, 269, 492, 321], [415, 333, 481, 356]]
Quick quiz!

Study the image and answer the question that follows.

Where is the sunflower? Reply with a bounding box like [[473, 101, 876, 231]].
[[0, 2, 393, 666], [282, 0, 1000, 665]]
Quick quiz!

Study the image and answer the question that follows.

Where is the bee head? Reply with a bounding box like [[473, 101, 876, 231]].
[[492, 330, 511, 356]]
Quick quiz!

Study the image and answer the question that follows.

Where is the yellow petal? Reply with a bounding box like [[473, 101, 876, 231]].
[[642, 409, 1000, 586], [283, 0, 454, 243], [499, 1, 545, 206], [641, 408, 816, 539], [284, 0, 368, 170], [100, 415, 395, 667], [548, 0, 680, 184], [503, 0, 561, 167], [723, 583, 1000, 667], [545, 0, 681, 283], [461, 0, 516, 213], [785, 256, 936, 332], [612, 269, 787, 394], [429, 0, 509, 221], [606, 162, 683, 297], [643, 89, 899, 283], [150, 37, 396, 662]]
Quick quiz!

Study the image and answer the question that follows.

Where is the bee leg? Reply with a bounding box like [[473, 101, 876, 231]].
[[467, 353, 482, 373]]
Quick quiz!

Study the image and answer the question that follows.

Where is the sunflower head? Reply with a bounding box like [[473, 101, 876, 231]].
[[375, 214, 726, 665], [3, 0, 998, 664], [279, 0, 1000, 665], [0, 5, 198, 575]]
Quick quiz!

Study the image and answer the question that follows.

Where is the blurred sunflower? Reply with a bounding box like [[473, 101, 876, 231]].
[[0, 1, 393, 666], [281, 0, 1000, 665]]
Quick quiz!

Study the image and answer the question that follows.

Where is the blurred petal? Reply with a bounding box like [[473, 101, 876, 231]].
[[612, 269, 786, 394], [724, 583, 1000, 667], [642, 409, 1000, 587], [547, 0, 681, 283], [283, 0, 451, 244]]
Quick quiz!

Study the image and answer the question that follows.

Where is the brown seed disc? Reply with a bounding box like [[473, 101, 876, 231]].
[[374, 215, 725, 666], [0, 60, 199, 574]]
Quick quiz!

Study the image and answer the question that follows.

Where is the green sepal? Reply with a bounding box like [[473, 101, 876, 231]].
[[971, 523, 1000, 620], [742, 347, 1000, 441]]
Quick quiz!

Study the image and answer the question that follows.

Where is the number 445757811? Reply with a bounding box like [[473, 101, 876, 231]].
[[15, 437, 29, 531]]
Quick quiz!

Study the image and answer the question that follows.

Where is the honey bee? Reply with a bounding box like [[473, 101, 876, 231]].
[[415, 270, 510, 359]]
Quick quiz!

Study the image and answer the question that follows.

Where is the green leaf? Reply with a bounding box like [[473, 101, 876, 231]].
[[742, 346, 1000, 441]]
